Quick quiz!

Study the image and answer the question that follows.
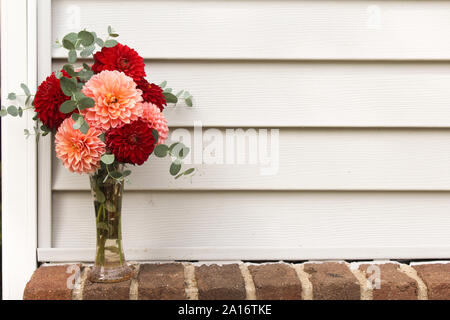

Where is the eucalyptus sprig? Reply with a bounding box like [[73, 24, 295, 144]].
[[54, 27, 120, 134], [159, 81, 194, 107], [154, 142, 195, 178]]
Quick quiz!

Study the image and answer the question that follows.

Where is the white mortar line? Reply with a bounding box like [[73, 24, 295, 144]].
[[183, 262, 199, 300], [291, 264, 313, 300], [129, 264, 140, 300], [348, 263, 373, 300], [239, 263, 257, 300], [73, 266, 90, 300], [398, 264, 428, 300]]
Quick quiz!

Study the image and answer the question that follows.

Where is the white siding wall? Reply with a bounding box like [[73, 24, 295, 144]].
[[40, 0, 450, 261]]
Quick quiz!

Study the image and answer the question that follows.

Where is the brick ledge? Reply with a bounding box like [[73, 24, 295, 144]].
[[23, 261, 450, 300]]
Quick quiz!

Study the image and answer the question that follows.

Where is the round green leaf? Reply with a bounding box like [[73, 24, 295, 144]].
[[154, 144, 169, 157], [95, 188, 106, 203], [62, 39, 75, 50], [63, 32, 78, 44], [59, 77, 77, 96], [68, 50, 77, 63], [122, 170, 132, 177], [185, 97, 193, 107], [0, 108, 8, 117], [79, 121, 90, 134], [78, 31, 95, 46], [60, 100, 77, 113], [170, 160, 182, 176], [163, 92, 177, 104], [7, 92, 16, 100], [78, 97, 95, 109], [109, 171, 123, 179], [104, 40, 118, 48], [7, 105, 18, 117], [101, 154, 115, 165]]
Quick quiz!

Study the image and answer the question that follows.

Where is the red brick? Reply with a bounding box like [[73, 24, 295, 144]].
[[195, 264, 246, 300], [304, 262, 360, 300], [83, 269, 132, 300], [248, 264, 302, 300], [413, 264, 450, 300], [23, 264, 81, 300], [359, 263, 417, 300], [138, 263, 186, 300]]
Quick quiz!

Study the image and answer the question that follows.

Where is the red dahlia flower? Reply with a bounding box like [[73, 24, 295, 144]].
[[92, 43, 146, 81], [105, 119, 156, 165], [34, 71, 72, 130], [136, 78, 167, 111]]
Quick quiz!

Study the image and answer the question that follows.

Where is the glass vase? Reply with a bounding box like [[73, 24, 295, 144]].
[[88, 163, 133, 283]]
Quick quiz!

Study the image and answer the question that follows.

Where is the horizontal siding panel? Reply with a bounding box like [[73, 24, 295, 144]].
[[52, 191, 450, 251], [53, 129, 450, 191], [53, 60, 450, 127], [53, 0, 450, 60]]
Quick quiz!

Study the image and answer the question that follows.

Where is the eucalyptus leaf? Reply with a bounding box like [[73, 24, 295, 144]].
[[7, 93, 16, 100], [78, 97, 95, 110], [163, 92, 177, 104], [184, 168, 195, 175], [55, 71, 63, 79], [59, 77, 77, 96], [79, 121, 89, 134], [109, 171, 123, 179], [80, 45, 95, 58], [68, 50, 77, 63], [170, 160, 182, 176], [21, 83, 31, 96], [95, 188, 106, 203], [18, 107, 23, 117], [154, 144, 169, 157], [62, 39, 75, 50], [7, 105, 18, 117], [95, 38, 104, 47], [101, 154, 115, 165], [104, 40, 118, 48], [59, 100, 77, 113], [63, 32, 78, 44], [72, 116, 85, 130], [63, 64, 76, 77], [185, 97, 193, 107], [169, 142, 181, 153], [0, 108, 8, 117], [78, 30, 95, 46], [122, 170, 132, 177], [159, 80, 167, 88]]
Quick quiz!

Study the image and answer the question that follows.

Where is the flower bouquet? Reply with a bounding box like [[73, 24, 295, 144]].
[[1, 27, 194, 282]]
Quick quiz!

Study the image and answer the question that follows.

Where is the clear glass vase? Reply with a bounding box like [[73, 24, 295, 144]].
[[88, 163, 133, 283]]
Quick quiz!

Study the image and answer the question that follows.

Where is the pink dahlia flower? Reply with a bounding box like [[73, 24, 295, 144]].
[[141, 102, 169, 144], [55, 117, 106, 174], [81, 70, 143, 131]]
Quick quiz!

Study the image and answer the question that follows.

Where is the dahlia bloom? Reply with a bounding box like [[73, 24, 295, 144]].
[[81, 70, 143, 131], [105, 119, 156, 165], [141, 102, 169, 144], [136, 78, 167, 111], [55, 117, 106, 174], [92, 43, 146, 81], [34, 71, 71, 129]]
